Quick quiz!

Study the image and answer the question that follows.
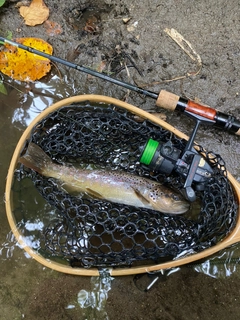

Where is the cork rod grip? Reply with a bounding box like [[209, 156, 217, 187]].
[[156, 90, 240, 136], [156, 90, 215, 118], [156, 90, 180, 111]]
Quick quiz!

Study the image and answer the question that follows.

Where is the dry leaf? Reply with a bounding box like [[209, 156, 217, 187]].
[[15, 1, 31, 8], [127, 21, 138, 32], [122, 17, 131, 24], [84, 15, 100, 34], [44, 20, 63, 36], [0, 37, 53, 81], [19, 0, 49, 26]]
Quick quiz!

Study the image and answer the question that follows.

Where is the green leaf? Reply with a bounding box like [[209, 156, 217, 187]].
[[0, 31, 12, 45], [6, 30, 12, 40], [0, 80, 7, 95], [0, 0, 6, 8]]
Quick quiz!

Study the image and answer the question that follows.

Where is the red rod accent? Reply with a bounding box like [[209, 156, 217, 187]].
[[186, 100, 217, 120]]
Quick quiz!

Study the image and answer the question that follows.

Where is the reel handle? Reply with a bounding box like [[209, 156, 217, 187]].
[[156, 90, 240, 135]]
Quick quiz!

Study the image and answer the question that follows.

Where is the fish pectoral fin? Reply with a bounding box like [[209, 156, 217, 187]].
[[131, 187, 151, 205], [86, 187, 104, 200]]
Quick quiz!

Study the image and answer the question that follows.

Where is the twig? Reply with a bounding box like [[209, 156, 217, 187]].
[[138, 28, 202, 88], [164, 27, 202, 77]]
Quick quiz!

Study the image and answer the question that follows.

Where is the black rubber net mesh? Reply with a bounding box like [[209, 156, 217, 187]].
[[17, 102, 238, 268]]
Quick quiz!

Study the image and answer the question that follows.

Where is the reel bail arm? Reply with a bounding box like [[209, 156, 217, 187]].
[[176, 112, 215, 201]]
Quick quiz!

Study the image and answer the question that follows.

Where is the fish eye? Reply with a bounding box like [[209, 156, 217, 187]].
[[172, 194, 180, 201]]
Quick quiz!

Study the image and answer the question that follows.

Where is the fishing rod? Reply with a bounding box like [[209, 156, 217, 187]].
[[0, 36, 240, 136]]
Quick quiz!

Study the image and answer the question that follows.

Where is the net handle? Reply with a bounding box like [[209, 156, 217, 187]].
[[5, 94, 240, 276]]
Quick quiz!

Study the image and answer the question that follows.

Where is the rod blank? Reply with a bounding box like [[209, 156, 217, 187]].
[[0, 37, 158, 100], [0, 36, 240, 135]]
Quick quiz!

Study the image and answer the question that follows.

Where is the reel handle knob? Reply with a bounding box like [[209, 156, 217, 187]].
[[183, 186, 196, 202]]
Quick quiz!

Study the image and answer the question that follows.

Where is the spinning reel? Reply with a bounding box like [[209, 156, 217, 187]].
[[140, 112, 215, 202]]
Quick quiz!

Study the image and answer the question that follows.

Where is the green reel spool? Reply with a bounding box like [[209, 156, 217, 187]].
[[139, 138, 159, 166]]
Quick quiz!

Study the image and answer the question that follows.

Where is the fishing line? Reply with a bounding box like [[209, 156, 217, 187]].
[[0, 36, 240, 135]]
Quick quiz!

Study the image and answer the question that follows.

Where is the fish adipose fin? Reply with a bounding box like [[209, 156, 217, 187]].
[[131, 187, 151, 205], [86, 187, 104, 199], [18, 142, 52, 174]]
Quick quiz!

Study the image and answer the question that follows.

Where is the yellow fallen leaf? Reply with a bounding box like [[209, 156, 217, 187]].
[[19, 0, 49, 26], [0, 37, 53, 81]]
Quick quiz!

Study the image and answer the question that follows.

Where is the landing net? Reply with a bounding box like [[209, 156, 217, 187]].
[[16, 102, 237, 268]]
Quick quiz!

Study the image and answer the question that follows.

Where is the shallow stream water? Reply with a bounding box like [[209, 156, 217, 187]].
[[1, 71, 240, 320]]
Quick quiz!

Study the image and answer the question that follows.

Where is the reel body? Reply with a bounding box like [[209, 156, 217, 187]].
[[140, 113, 216, 202]]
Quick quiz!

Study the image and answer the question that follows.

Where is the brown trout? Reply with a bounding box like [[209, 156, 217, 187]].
[[18, 143, 189, 214]]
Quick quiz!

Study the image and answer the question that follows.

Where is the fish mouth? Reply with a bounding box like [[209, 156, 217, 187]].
[[169, 202, 190, 215]]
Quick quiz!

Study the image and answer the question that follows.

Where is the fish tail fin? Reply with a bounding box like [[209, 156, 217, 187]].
[[18, 142, 52, 174]]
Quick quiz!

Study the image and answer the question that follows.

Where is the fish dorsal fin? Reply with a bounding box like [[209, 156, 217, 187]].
[[86, 187, 104, 199], [131, 187, 151, 205]]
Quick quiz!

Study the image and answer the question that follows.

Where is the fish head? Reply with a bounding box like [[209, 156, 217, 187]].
[[149, 186, 190, 215]]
